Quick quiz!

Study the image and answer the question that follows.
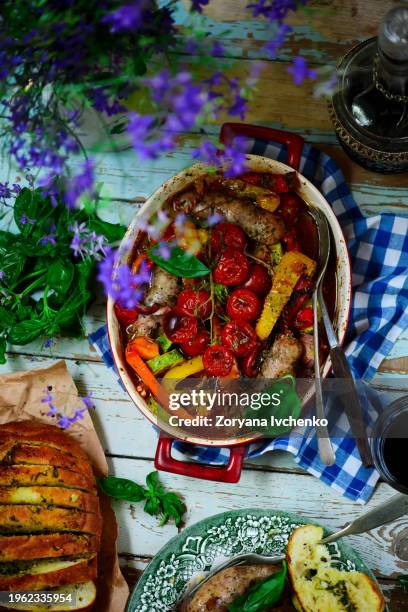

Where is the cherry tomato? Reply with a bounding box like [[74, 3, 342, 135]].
[[177, 289, 211, 320], [213, 248, 249, 286], [279, 192, 303, 225], [221, 320, 257, 357], [203, 344, 233, 377], [211, 223, 247, 252], [271, 174, 290, 194], [295, 307, 314, 330], [226, 288, 261, 322], [114, 304, 138, 326], [240, 172, 262, 186], [242, 263, 272, 296], [283, 231, 300, 252], [163, 310, 198, 343], [240, 341, 264, 377], [180, 329, 210, 357]]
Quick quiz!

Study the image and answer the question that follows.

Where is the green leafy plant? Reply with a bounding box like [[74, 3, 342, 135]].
[[149, 245, 210, 278], [398, 575, 408, 593], [98, 471, 186, 527], [0, 187, 125, 363], [227, 561, 287, 612]]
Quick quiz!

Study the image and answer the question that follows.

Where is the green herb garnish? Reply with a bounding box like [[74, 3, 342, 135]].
[[98, 471, 186, 527], [227, 561, 287, 612], [148, 245, 210, 278]]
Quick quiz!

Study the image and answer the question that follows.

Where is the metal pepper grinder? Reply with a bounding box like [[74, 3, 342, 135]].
[[329, 5, 408, 173]]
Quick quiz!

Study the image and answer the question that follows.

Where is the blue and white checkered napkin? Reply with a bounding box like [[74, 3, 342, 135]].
[[90, 138, 408, 504]]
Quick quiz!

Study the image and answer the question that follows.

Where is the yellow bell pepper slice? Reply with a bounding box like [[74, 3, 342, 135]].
[[163, 356, 204, 380], [256, 251, 316, 341]]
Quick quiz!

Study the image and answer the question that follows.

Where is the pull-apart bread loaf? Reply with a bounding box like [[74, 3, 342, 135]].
[[287, 525, 385, 612], [0, 421, 102, 611]]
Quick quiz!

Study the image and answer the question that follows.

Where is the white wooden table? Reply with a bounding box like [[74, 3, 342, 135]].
[[1, 1, 408, 608]]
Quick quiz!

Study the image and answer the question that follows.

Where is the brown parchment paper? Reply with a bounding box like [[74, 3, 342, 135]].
[[0, 360, 129, 612]]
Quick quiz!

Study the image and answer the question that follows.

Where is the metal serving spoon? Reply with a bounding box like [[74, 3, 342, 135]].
[[177, 493, 408, 608], [307, 207, 373, 467], [308, 206, 336, 466]]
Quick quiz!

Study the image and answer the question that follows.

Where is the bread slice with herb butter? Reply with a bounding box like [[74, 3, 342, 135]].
[[0, 486, 99, 513], [1, 443, 94, 480], [0, 556, 97, 590], [0, 534, 99, 562], [0, 505, 102, 536], [0, 465, 96, 491], [287, 525, 385, 612], [0, 421, 102, 610]]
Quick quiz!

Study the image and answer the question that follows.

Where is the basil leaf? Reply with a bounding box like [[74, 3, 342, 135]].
[[149, 246, 210, 278], [160, 492, 186, 527], [46, 259, 74, 295], [245, 377, 301, 437], [144, 497, 161, 517], [227, 561, 287, 612], [0, 337, 6, 365], [0, 245, 26, 287], [14, 189, 46, 236], [87, 219, 126, 243], [398, 575, 408, 593], [8, 319, 47, 345], [98, 476, 146, 502]]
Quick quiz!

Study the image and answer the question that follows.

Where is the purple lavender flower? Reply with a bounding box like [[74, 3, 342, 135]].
[[154, 242, 171, 260], [81, 392, 94, 410], [191, 140, 219, 167], [40, 224, 57, 246], [57, 414, 72, 429], [0, 271, 4, 281], [69, 222, 107, 260], [44, 338, 55, 349], [97, 248, 151, 309], [206, 212, 224, 226], [222, 137, 248, 177], [263, 23, 292, 58], [20, 213, 36, 226], [191, 0, 209, 12], [102, 1, 144, 33], [41, 388, 93, 429], [287, 56, 317, 85], [64, 160, 95, 209]]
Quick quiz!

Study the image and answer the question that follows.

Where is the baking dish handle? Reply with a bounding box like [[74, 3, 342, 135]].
[[154, 435, 246, 483], [219, 122, 304, 171]]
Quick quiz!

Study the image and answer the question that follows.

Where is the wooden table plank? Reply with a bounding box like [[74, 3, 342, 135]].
[[178, 0, 399, 64]]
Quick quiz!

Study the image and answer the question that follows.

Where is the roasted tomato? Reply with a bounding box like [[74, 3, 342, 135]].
[[283, 231, 300, 252], [295, 307, 314, 330], [279, 192, 303, 225], [177, 289, 212, 320], [221, 320, 257, 357], [226, 288, 261, 322], [163, 310, 198, 343], [180, 329, 210, 357], [210, 222, 247, 252], [240, 341, 264, 377], [203, 344, 233, 376], [242, 263, 272, 296], [213, 248, 249, 286], [114, 304, 138, 326]]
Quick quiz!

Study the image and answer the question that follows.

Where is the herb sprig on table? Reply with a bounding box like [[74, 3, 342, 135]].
[[0, 186, 125, 363], [98, 471, 187, 527]]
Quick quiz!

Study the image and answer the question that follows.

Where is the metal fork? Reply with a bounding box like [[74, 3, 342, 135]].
[[308, 206, 336, 466]]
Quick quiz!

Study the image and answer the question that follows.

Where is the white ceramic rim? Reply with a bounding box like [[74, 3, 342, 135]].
[[107, 154, 352, 447]]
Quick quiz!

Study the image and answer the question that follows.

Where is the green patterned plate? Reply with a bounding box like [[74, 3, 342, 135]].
[[127, 508, 381, 611]]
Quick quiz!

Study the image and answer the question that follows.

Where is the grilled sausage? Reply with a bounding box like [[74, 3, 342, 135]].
[[180, 564, 292, 612], [144, 266, 180, 307], [260, 334, 302, 379]]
